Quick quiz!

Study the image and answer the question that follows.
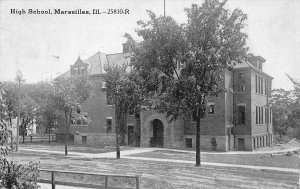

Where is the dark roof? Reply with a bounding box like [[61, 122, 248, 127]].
[[57, 51, 131, 79], [84, 52, 108, 75], [106, 53, 130, 67], [73, 56, 87, 66]]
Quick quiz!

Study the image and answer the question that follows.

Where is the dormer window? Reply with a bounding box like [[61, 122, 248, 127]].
[[258, 62, 262, 70], [70, 57, 88, 76]]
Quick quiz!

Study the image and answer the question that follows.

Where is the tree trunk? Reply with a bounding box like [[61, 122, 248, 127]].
[[65, 113, 69, 155], [120, 109, 128, 145], [22, 130, 25, 143], [49, 128, 51, 143], [279, 132, 282, 139], [65, 135, 68, 155], [116, 133, 120, 159], [115, 103, 121, 159], [195, 116, 201, 166]]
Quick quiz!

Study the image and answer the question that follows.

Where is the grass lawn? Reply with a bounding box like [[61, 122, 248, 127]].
[[5, 150, 299, 189], [130, 150, 300, 169]]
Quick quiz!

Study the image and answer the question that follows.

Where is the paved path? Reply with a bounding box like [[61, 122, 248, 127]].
[[124, 156, 300, 173], [20, 146, 300, 174]]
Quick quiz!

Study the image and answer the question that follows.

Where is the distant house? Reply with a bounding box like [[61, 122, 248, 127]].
[[57, 45, 273, 151]]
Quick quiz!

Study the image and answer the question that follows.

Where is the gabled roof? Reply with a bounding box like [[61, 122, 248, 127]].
[[57, 51, 131, 79], [73, 56, 87, 66]]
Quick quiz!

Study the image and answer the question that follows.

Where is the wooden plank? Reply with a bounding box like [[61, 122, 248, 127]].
[[39, 169, 139, 189], [40, 169, 139, 179], [55, 181, 104, 188], [38, 179, 52, 184]]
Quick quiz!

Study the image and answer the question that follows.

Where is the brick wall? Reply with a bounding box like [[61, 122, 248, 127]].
[[140, 110, 185, 148], [73, 133, 116, 146], [184, 135, 233, 151]]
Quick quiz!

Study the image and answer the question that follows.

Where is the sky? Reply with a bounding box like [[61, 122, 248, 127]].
[[0, 0, 299, 90]]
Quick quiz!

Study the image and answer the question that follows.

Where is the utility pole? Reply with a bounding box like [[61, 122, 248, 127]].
[[115, 85, 121, 159]]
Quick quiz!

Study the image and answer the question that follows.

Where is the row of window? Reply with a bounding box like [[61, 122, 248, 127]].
[[255, 75, 271, 95], [71, 67, 87, 76], [255, 106, 272, 125]]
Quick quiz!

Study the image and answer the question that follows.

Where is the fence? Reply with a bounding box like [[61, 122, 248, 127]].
[[22, 134, 56, 143], [38, 169, 140, 189]]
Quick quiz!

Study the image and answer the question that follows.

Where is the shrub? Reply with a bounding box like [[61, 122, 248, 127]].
[[0, 158, 40, 189], [1, 85, 40, 189]]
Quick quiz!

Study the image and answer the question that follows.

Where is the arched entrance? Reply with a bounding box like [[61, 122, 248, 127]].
[[150, 119, 164, 147]]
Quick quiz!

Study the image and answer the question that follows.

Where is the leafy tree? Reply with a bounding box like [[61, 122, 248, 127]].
[[19, 95, 37, 143], [1, 82, 18, 127], [127, 0, 249, 166], [271, 89, 293, 138], [104, 63, 147, 158], [24, 81, 56, 138], [0, 83, 39, 189], [53, 75, 93, 155], [23, 81, 54, 105], [36, 96, 60, 142], [0, 82, 10, 156], [272, 75, 300, 138]]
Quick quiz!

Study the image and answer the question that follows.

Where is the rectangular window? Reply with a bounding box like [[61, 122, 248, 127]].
[[258, 77, 261, 94], [261, 107, 264, 124], [82, 136, 87, 144], [106, 118, 112, 133], [237, 105, 245, 124], [265, 79, 267, 95], [185, 138, 192, 148], [241, 85, 246, 91], [265, 107, 268, 124], [106, 92, 112, 105], [256, 106, 258, 124], [207, 103, 215, 115], [258, 62, 262, 70], [261, 77, 264, 94], [255, 75, 258, 93], [237, 73, 246, 92], [258, 107, 261, 124]]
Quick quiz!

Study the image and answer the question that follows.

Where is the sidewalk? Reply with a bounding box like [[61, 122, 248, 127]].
[[20, 147, 155, 158], [19, 146, 300, 174], [124, 155, 300, 173], [150, 146, 300, 155]]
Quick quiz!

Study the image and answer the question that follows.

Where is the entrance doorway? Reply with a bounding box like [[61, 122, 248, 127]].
[[82, 136, 87, 144], [237, 138, 245, 150], [150, 119, 164, 147], [128, 125, 135, 146]]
